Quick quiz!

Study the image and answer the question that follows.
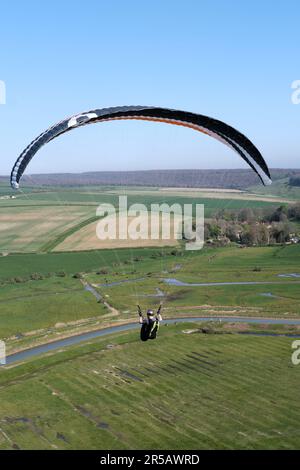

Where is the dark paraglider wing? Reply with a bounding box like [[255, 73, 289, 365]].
[[10, 106, 272, 189]]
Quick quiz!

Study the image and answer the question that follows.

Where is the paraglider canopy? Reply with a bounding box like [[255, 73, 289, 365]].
[[10, 106, 272, 189]]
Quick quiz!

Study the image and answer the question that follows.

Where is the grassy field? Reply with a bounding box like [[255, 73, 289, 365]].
[[2, 239, 300, 282], [0, 277, 109, 339], [0, 323, 299, 449], [98, 277, 300, 319], [249, 178, 300, 200], [0, 247, 173, 280], [85, 244, 300, 317], [0, 248, 180, 344], [1, 245, 300, 348]]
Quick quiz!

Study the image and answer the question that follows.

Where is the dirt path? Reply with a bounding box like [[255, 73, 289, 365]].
[[81, 279, 120, 317]]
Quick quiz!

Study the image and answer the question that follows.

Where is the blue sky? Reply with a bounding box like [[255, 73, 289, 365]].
[[0, 0, 299, 176]]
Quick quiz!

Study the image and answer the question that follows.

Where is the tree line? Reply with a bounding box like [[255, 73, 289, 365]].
[[199, 203, 300, 246]]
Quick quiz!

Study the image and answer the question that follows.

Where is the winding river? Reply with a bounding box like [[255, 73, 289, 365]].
[[5, 316, 300, 366]]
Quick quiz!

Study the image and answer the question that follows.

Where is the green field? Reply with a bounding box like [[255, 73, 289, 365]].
[[0, 324, 299, 449], [0, 277, 109, 339], [85, 245, 300, 319], [0, 247, 170, 280], [2, 244, 300, 282], [1, 245, 300, 350], [249, 177, 300, 200]]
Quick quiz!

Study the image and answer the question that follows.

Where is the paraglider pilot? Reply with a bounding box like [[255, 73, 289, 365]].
[[138, 304, 162, 341]]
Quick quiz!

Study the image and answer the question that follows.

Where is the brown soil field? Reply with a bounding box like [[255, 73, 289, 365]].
[[55, 212, 182, 251]]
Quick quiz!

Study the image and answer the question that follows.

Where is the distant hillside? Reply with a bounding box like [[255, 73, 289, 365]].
[[0, 168, 299, 190], [289, 174, 300, 187]]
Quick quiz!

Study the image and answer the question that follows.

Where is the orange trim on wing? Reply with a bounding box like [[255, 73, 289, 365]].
[[98, 115, 210, 136]]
